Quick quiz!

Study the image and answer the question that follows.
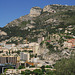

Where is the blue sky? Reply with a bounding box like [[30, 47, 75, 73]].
[[0, 0, 75, 27]]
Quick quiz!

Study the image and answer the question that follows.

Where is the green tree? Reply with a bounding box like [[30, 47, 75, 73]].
[[45, 65, 52, 68], [9, 50, 10, 54], [41, 66, 45, 73], [45, 69, 55, 75], [24, 70, 31, 75], [19, 65, 24, 69], [54, 57, 75, 75], [21, 71, 25, 75], [33, 69, 43, 75]]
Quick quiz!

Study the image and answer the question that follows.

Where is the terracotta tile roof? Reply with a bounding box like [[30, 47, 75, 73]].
[[26, 62, 34, 66], [68, 39, 75, 43]]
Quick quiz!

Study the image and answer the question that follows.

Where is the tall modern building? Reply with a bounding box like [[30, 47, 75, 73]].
[[20, 52, 30, 62], [0, 56, 17, 65]]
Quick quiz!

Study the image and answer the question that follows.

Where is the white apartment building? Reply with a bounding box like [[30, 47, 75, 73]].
[[20, 52, 30, 62]]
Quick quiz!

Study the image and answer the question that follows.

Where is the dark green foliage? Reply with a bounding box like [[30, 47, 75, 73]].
[[45, 69, 55, 75], [21, 71, 25, 75], [19, 20, 30, 28], [19, 65, 25, 69], [40, 41, 44, 46], [13, 50, 21, 54], [54, 57, 75, 75], [9, 50, 10, 54], [2, 26, 31, 40], [46, 42, 56, 53], [8, 65, 14, 69], [64, 35, 73, 39], [24, 70, 32, 75], [30, 54, 35, 58], [21, 68, 55, 75], [28, 50, 33, 53], [59, 10, 75, 25], [45, 65, 52, 68], [41, 65, 45, 73], [28, 37, 38, 42], [33, 69, 43, 75]]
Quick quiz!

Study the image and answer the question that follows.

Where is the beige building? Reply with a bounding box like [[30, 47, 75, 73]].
[[64, 39, 75, 48], [64, 41, 72, 48], [0, 56, 17, 65], [32, 43, 39, 54], [20, 52, 30, 62]]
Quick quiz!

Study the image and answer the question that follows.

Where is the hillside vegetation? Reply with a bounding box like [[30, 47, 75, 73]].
[[0, 5, 75, 42]]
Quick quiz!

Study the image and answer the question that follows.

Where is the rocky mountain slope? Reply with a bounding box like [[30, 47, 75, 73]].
[[1, 4, 75, 41], [0, 4, 75, 64]]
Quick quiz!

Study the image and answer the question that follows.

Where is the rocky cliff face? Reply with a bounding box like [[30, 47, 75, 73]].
[[0, 30, 8, 41], [43, 5, 56, 13], [0, 30, 7, 36], [29, 7, 42, 17], [5, 4, 75, 28], [1, 4, 75, 41]]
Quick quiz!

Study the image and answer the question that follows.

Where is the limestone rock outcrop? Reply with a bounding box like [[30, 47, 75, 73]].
[[0, 30, 7, 36], [29, 7, 42, 17], [43, 5, 56, 13]]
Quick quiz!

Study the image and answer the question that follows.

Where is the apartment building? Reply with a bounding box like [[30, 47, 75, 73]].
[[0, 56, 17, 65], [20, 52, 30, 62]]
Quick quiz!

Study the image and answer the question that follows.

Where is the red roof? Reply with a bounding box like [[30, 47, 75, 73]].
[[26, 62, 34, 66], [68, 39, 75, 43], [46, 40, 51, 42]]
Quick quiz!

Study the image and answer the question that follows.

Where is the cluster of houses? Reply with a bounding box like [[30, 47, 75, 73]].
[[0, 35, 75, 74], [64, 39, 75, 49], [0, 41, 40, 56], [0, 37, 46, 74]]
